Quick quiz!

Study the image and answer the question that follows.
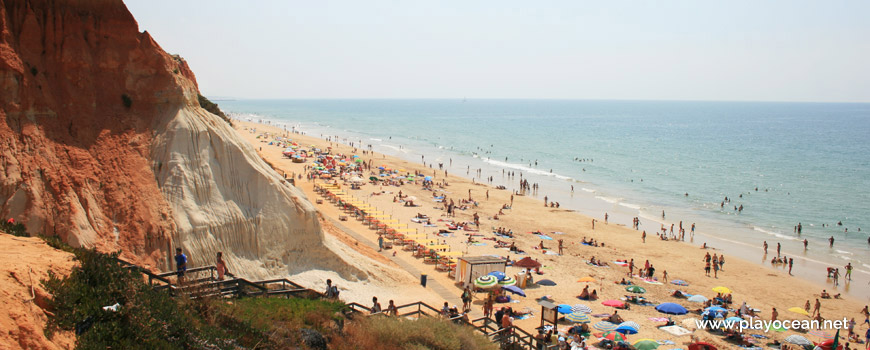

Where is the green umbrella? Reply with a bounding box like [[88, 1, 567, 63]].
[[626, 286, 646, 294], [498, 276, 517, 286], [633, 339, 659, 350], [474, 275, 498, 289], [355, 158, 363, 163], [369, 176, 378, 181]]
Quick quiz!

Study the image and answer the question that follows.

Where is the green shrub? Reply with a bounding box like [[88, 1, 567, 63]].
[[0, 220, 27, 237], [335, 316, 497, 350], [197, 94, 232, 126]]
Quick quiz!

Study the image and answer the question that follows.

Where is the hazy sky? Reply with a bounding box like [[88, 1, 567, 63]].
[[125, 1, 870, 102]]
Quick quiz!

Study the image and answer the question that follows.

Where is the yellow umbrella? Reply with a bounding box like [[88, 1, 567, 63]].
[[577, 277, 596, 283], [712, 286, 731, 294], [788, 307, 810, 316]]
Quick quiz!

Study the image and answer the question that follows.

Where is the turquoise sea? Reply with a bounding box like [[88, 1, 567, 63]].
[[221, 99, 870, 300]]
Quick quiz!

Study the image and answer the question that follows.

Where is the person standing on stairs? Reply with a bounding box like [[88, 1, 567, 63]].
[[175, 248, 187, 285]]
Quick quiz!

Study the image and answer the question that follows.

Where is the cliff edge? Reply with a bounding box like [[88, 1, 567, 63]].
[[0, 0, 363, 279]]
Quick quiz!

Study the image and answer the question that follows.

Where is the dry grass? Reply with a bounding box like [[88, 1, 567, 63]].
[[334, 316, 497, 350]]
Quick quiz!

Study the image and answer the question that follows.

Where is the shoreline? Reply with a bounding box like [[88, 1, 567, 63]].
[[234, 118, 868, 347], [236, 113, 869, 302]]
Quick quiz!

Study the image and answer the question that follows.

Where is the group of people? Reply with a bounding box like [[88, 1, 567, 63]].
[[702, 252, 724, 278]]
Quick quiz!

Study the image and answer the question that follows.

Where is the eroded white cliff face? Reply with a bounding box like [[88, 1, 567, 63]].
[[151, 106, 365, 281]]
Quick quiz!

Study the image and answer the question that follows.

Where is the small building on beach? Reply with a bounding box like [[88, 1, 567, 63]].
[[455, 256, 507, 287]]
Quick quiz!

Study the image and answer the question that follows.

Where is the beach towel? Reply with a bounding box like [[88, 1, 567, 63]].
[[657, 340, 675, 345], [648, 317, 669, 322], [424, 224, 437, 227], [643, 279, 663, 285], [612, 261, 628, 267], [472, 243, 487, 246], [659, 325, 692, 337], [545, 251, 560, 255], [551, 231, 565, 235], [539, 235, 554, 240]]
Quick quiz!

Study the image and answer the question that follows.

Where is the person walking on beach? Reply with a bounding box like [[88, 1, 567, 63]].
[[704, 260, 711, 277], [813, 298, 821, 317], [763, 241, 768, 254], [558, 239, 564, 255], [713, 259, 719, 278], [804, 239, 809, 250], [591, 219, 595, 230], [604, 213, 609, 224], [642, 231, 646, 243], [805, 300, 811, 313], [174, 248, 187, 285], [846, 263, 853, 281], [662, 270, 668, 283], [833, 268, 840, 286], [461, 287, 472, 311], [788, 258, 794, 275], [776, 242, 781, 256], [830, 236, 835, 247], [628, 259, 635, 277], [719, 255, 725, 270], [378, 234, 384, 252]]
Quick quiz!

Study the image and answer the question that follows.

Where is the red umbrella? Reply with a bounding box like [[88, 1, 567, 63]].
[[817, 339, 843, 350], [602, 300, 625, 308], [600, 331, 628, 342], [688, 342, 718, 350], [514, 257, 542, 269]]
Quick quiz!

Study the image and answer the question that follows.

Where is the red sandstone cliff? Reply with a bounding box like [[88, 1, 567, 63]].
[[1, 0, 365, 281], [0, 0, 195, 267]]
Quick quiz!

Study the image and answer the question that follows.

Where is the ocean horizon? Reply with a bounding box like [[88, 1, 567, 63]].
[[221, 98, 870, 300]]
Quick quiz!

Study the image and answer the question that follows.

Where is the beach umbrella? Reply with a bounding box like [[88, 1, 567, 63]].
[[784, 335, 812, 346], [565, 312, 591, 324], [474, 275, 498, 289], [514, 257, 542, 269], [424, 176, 432, 181], [688, 342, 718, 350], [571, 304, 592, 314], [592, 321, 617, 331], [602, 300, 625, 308], [369, 176, 378, 181], [577, 276, 596, 283], [788, 307, 810, 316], [633, 339, 660, 350], [724, 317, 743, 327], [704, 306, 727, 314], [618, 321, 640, 331], [498, 276, 517, 286], [655, 303, 688, 315], [502, 285, 526, 297], [537, 279, 557, 286], [615, 324, 639, 335], [488, 271, 506, 280], [601, 331, 628, 342], [355, 158, 363, 163], [625, 286, 646, 294], [557, 304, 573, 314], [687, 295, 708, 303], [711, 286, 731, 294]]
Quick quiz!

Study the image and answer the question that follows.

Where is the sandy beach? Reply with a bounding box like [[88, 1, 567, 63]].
[[235, 119, 868, 348]]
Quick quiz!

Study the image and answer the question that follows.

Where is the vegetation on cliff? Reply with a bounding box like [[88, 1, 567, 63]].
[[198, 94, 233, 126], [39, 244, 495, 350]]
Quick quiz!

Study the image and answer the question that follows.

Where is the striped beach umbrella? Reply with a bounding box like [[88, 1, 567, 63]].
[[670, 279, 689, 286], [572, 304, 592, 314], [618, 321, 640, 331], [498, 276, 516, 286], [592, 321, 617, 331], [474, 275, 498, 289], [784, 335, 812, 346], [565, 312, 591, 324]]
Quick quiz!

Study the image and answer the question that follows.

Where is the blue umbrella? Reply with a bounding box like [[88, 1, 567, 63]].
[[557, 304, 573, 314], [725, 317, 743, 323], [502, 285, 526, 297], [655, 303, 688, 315], [615, 325, 638, 335], [537, 279, 557, 286], [488, 271, 506, 280], [424, 176, 432, 181], [705, 306, 728, 314]]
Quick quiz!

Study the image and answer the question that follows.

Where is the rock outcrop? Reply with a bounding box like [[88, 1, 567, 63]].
[[0, 0, 362, 279]]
